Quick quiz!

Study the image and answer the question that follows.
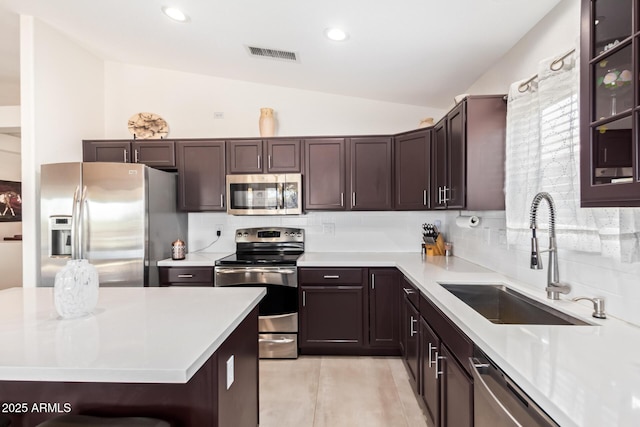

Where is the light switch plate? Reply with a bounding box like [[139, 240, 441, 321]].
[[226, 355, 234, 390]]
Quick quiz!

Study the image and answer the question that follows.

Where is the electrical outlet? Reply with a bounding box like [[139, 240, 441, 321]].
[[214, 112, 224, 119], [483, 227, 491, 244], [322, 223, 335, 235], [498, 229, 507, 245]]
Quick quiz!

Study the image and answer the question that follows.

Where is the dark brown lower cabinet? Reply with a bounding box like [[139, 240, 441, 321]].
[[299, 285, 364, 352], [440, 345, 473, 427], [417, 289, 474, 427], [420, 318, 440, 427], [401, 291, 420, 387], [158, 266, 214, 287], [368, 268, 399, 349]]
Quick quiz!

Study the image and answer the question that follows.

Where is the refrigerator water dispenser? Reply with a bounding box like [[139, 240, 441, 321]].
[[50, 215, 72, 257]]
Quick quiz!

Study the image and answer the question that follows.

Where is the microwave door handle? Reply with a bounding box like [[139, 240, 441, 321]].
[[278, 182, 284, 211]]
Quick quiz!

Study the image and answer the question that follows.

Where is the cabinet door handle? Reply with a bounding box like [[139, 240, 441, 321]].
[[402, 287, 415, 295], [435, 352, 445, 378], [428, 343, 437, 367], [268, 155, 272, 170], [134, 149, 139, 163], [352, 192, 356, 207], [340, 192, 344, 207], [604, 148, 607, 163], [258, 155, 261, 170], [302, 290, 306, 307], [443, 186, 450, 203], [323, 275, 340, 279], [177, 274, 194, 278], [410, 316, 418, 337], [220, 194, 225, 208], [423, 189, 427, 206], [438, 187, 442, 204], [123, 149, 128, 163], [371, 274, 375, 290]]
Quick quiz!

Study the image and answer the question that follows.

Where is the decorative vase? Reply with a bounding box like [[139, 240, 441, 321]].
[[54, 259, 99, 319], [259, 107, 276, 137]]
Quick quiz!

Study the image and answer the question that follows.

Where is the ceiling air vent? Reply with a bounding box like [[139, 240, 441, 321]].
[[246, 45, 299, 63]]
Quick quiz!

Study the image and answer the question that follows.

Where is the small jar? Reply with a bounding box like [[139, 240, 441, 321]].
[[171, 239, 186, 260], [444, 242, 453, 257]]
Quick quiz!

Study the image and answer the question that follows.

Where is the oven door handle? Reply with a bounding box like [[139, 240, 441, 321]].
[[216, 268, 297, 275], [259, 337, 295, 344]]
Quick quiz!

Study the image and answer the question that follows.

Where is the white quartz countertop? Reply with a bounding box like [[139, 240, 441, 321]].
[[299, 252, 640, 427], [155, 251, 640, 425], [0, 286, 264, 384]]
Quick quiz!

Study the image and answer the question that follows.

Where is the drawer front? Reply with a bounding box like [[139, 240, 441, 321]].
[[298, 268, 364, 285], [159, 267, 214, 285], [400, 276, 419, 308], [420, 293, 473, 376]]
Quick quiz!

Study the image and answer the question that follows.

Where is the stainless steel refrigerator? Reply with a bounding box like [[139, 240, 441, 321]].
[[40, 162, 187, 287]]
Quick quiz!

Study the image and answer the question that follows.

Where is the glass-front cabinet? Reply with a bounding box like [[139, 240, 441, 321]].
[[581, 0, 639, 206]]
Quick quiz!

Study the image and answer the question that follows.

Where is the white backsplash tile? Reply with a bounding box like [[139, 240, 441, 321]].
[[189, 209, 640, 325], [445, 210, 640, 326]]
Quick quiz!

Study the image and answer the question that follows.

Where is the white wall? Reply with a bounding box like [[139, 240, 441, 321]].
[[465, 0, 580, 95], [0, 132, 22, 289], [20, 16, 105, 286], [451, 0, 640, 326], [104, 62, 445, 138]]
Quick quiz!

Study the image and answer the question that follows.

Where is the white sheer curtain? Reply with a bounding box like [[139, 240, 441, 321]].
[[505, 45, 640, 263]]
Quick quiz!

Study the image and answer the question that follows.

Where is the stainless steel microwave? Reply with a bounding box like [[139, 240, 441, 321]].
[[226, 174, 302, 215]]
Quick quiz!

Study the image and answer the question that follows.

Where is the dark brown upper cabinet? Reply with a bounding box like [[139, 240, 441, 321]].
[[303, 138, 347, 210], [580, 0, 640, 206], [348, 137, 393, 210], [83, 140, 176, 170], [227, 139, 301, 174], [176, 140, 226, 211], [267, 139, 301, 172], [395, 129, 432, 210], [431, 96, 506, 211]]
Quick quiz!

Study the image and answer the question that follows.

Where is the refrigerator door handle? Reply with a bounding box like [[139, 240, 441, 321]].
[[79, 185, 88, 259], [71, 186, 80, 259]]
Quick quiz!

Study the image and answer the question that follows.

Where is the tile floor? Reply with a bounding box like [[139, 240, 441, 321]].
[[259, 356, 430, 427]]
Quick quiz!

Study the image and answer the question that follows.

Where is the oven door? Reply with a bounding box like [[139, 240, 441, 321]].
[[226, 174, 302, 215], [214, 266, 298, 333]]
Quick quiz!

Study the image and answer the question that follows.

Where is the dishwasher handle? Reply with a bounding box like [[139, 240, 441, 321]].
[[470, 356, 558, 427]]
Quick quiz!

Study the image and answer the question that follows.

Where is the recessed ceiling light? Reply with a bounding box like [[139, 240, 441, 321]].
[[162, 6, 189, 23], [325, 28, 348, 42]]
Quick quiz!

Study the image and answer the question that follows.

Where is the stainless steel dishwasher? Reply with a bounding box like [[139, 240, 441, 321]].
[[470, 349, 559, 427]]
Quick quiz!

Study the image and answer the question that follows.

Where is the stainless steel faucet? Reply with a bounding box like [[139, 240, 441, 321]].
[[529, 192, 571, 300]]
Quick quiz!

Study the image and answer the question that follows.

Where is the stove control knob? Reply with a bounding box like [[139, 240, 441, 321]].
[[236, 232, 242, 237], [296, 233, 302, 237], [243, 232, 248, 237]]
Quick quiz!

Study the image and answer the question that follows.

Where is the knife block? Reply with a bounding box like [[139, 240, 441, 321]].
[[422, 235, 446, 256]]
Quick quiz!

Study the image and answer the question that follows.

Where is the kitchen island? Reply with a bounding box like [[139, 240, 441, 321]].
[[0, 286, 265, 426]]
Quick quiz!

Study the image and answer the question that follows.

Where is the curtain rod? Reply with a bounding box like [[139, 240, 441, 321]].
[[517, 48, 576, 93]]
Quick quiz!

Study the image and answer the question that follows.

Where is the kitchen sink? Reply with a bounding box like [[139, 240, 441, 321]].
[[440, 283, 591, 325]]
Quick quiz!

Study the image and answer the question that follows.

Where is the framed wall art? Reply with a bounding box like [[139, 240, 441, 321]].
[[0, 180, 21, 222]]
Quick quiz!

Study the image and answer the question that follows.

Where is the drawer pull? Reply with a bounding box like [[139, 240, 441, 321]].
[[177, 274, 194, 278], [323, 275, 340, 279], [259, 337, 294, 344], [403, 287, 416, 295]]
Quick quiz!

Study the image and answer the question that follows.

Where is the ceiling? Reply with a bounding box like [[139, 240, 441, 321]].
[[0, 0, 562, 109]]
